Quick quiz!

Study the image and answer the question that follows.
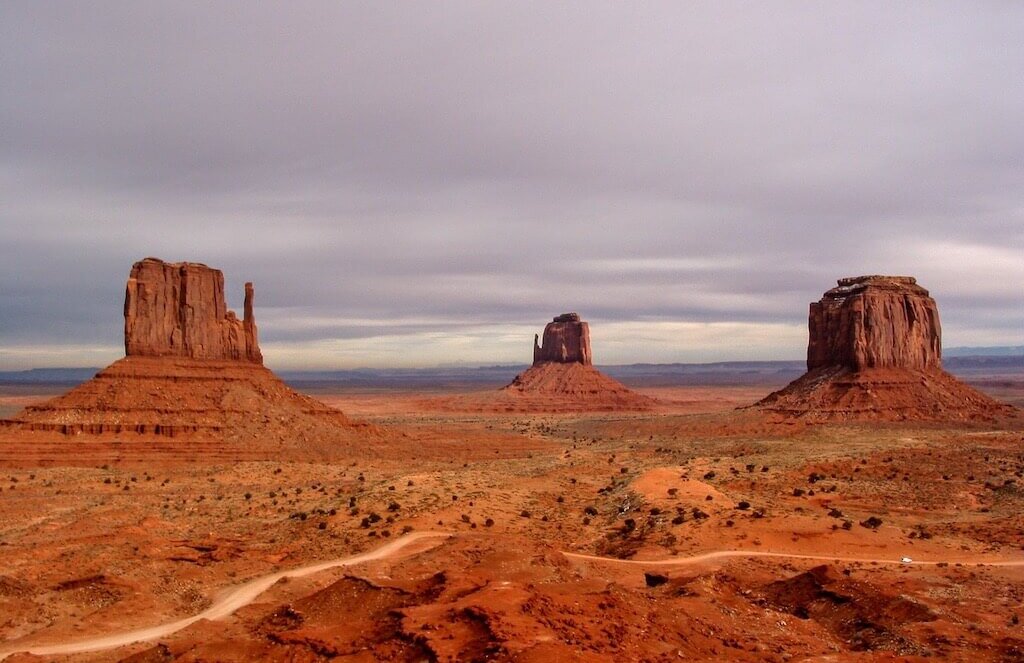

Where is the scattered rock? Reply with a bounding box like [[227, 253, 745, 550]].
[[644, 572, 669, 587]]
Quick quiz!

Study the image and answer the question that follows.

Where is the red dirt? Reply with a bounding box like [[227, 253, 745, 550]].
[[0, 380, 1022, 662]]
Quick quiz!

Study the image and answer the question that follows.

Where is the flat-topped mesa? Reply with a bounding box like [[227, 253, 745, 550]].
[[807, 275, 941, 372], [752, 273, 1014, 421], [533, 312, 592, 365], [124, 258, 263, 363]]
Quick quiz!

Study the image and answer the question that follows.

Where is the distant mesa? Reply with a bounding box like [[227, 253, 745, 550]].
[[125, 257, 262, 363], [755, 275, 1014, 421], [533, 312, 592, 365], [1, 258, 373, 463], [500, 312, 655, 411]]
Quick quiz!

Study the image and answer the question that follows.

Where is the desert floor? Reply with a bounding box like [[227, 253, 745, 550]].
[[0, 380, 1022, 661]]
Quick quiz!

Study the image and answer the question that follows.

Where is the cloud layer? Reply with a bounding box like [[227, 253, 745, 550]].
[[2, 3, 1021, 369]]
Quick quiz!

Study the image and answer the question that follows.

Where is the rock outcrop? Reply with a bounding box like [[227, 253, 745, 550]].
[[533, 313, 592, 365], [1, 258, 375, 462], [124, 258, 262, 363], [755, 275, 1012, 421], [807, 276, 940, 372], [496, 313, 653, 412]]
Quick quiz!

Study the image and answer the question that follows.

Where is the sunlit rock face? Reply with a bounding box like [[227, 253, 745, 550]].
[[807, 276, 941, 372], [124, 258, 262, 364], [533, 312, 592, 366]]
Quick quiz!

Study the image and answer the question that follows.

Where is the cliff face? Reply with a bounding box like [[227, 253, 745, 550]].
[[123, 258, 262, 363], [533, 313, 593, 366], [807, 276, 941, 372]]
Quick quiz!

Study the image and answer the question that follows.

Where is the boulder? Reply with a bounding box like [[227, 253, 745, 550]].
[[124, 258, 262, 363]]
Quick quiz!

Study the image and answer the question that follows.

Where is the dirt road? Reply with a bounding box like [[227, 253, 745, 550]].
[[3, 534, 1021, 660], [0, 531, 450, 660], [564, 548, 1024, 567]]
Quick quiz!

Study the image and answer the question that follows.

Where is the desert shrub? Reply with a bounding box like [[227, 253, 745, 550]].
[[860, 516, 883, 529]]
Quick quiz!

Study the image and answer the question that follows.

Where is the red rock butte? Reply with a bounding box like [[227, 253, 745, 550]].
[[0, 258, 375, 464], [124, 258, 262, 363], [807, 276, 940, 372], [533, 312, 592, 365], [500, 313, 654, 412], [755, 275, 1013, 421]]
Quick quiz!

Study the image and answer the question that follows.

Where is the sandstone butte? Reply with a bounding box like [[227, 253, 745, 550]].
[[533, 312, 592, 365], [755, 275, 1013, 421], [124, 257, 262, 363], [0, 258, 374, 463], [500, 313, 655, 411]]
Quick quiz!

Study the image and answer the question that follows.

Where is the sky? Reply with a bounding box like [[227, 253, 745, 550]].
[[1, 2, 1022, 370]]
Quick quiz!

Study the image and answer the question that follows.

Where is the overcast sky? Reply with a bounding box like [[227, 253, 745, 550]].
[[1, 2, 1021, 370]]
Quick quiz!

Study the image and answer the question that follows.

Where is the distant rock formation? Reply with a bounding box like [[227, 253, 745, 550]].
[[533, 312, 592, 365], [807, 276, 940, 372], [496, 313, 653, 412], [755, 275, 1013, 421], [124, 258, 262, 363], [1, 258, 375, 461]]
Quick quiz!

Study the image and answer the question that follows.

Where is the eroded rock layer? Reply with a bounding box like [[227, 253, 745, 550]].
[[125, 258, 262, 363], [0, 357, 376, 461], [756, 275, 1012, 421], [498, 361, 656, 412], [754, 366, 1010, 422]]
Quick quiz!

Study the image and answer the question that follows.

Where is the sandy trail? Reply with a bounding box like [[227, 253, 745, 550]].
[[3, 534, 1022, 660], [564, 549, 1024, 567], [0, 531, 450, 660]]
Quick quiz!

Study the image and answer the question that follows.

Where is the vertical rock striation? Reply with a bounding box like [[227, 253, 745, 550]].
[[806, 276, 941, 372], [533, 313, 592, 366], [124, 258, 262, 363]]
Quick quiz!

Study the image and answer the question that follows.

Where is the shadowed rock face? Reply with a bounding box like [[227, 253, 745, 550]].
[[807, 276, 941, 372], [533, 313, 592, 366], [124, 258, 262, 363]]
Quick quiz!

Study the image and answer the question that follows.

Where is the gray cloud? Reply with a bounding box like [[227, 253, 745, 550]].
[[1, 2, 1022, 368]]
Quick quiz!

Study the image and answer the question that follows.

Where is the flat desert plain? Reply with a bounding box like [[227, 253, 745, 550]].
[[0, 375, 1022, 662]]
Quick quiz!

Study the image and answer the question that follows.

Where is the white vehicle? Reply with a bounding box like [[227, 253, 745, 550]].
[[900, 556, 913, 564]]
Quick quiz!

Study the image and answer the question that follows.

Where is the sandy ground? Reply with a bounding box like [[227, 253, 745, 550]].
[[0, 380, 1022, 661]]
